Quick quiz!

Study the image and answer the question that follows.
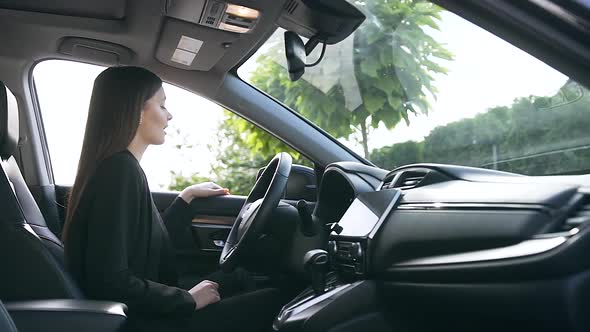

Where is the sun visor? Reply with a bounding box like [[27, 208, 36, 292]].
[[155, 18, 239, 71], [58, 38, 135, 66], [0, 0, 126, 19]]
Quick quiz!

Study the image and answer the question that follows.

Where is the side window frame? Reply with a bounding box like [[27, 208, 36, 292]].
[[31, 59, 315, 197]]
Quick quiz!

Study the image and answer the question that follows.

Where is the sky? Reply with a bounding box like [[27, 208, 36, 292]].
[[34, 61, 225, 189], [33, 5, 569, 190]]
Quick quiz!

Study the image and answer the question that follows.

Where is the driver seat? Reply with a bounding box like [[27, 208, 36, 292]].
[[0, 80, 81, 301]]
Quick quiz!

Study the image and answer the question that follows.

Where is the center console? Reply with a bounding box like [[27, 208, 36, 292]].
[[328, 189, 401, 279], [273, 190, 402, 331], [273, 278, 388, 332]]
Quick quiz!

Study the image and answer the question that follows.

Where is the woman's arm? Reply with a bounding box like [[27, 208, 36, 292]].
[[161, 182, 229, 242], [83, 157, 195, 315], [160, 197, 193, 243]]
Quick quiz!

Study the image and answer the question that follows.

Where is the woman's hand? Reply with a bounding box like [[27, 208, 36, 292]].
[[179, 182, 230, 203], [189, 280, 221, 310]]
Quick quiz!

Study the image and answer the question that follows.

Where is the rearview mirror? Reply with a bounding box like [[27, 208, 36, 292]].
[[284, 31, 306, 81]]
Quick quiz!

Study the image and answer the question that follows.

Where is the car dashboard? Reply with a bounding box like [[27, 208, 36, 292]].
[[289, 162, 590, 331]]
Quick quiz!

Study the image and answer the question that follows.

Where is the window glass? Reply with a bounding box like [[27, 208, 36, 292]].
[[34, 60, 308, 194], [239, 1, 590, 175]]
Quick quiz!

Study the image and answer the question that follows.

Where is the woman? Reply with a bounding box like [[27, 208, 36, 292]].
[[63, 66, 280, 332]]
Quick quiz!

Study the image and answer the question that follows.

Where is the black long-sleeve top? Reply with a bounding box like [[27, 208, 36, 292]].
[[65, 150, 196, 316]]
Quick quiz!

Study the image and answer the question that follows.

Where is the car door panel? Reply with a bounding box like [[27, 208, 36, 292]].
[[45, 182, 314, 284], [152, 191, 245, 280], [46, 185, 243, 280]]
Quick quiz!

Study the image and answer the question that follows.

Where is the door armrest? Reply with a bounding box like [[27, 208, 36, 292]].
[[4, 299, 127, 332]]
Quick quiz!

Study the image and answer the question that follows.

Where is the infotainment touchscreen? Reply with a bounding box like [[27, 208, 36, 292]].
[[334, 189, 401, 238]]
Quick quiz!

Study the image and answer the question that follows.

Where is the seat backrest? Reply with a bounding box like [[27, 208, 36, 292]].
[[0, 300, 18, 332], [3, 157, 66, 267], [0, 80, 18, 161], [0, 80, 82, 301], [0, 79, 66, 267]]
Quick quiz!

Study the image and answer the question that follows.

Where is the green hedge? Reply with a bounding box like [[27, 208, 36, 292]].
[[370, 81, 590, 175]]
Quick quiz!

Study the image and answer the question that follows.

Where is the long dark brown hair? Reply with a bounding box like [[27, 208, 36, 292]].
[[62, 66, 162, 243]]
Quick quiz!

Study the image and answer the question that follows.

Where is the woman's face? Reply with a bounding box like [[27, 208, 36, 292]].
[[137, 87, 171, 145]]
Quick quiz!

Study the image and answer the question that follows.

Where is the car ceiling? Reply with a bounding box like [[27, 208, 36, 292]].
[[0, 0, 284, 97], [2, 0, 588, 100]]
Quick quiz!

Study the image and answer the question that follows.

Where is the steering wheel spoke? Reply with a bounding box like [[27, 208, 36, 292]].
[[219, 152, 292, 271], [237, 198, 263, 238]]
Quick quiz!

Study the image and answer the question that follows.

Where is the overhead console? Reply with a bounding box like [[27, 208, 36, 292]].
[[156, 0, 366, 74], [156, 0, 262, 70], [165, 0, 260, 34], [155, 18, 240, 71]]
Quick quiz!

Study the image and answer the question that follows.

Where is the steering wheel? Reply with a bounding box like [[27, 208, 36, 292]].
[[219, 152, 292, 271]]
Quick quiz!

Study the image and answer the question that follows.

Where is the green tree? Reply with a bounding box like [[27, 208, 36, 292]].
[[209, 111, 312, 196], [371, 140, 424, 169], [239, 0, 452, 158]]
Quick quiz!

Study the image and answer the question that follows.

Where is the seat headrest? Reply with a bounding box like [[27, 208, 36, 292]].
[[0, 81, 19, 161]]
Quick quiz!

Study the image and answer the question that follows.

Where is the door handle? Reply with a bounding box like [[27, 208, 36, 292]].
[[213, 240, 225, 248]]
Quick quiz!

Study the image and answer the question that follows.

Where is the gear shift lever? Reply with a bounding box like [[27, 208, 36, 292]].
[[303, 249, 328, 295]]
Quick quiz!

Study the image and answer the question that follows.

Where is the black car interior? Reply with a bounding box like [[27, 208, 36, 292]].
[[0, 300, 18, 332], [0, 81, 79, 299], [1, 82, 128, 332], [2, 0, 590, 332]]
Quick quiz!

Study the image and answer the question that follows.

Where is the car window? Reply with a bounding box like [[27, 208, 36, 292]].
[[239, 0, 590, 176], [33, 60, 309, 195]]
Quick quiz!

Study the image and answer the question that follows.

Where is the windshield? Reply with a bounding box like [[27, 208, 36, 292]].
[[239, 0, 590, 176]]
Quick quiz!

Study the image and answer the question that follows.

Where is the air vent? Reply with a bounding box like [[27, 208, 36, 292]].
[[284, 0, 299, 14], [396, 171, 427, 190], [381, 178, 395, 190], [563, 194, 590, 230], [380, 169, 428, 190]]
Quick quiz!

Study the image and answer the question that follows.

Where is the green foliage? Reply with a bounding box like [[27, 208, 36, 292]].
[[246, 0, 452, 157], [217, 110, 311, 163], [168, 171, 210, 192], [209, 111, 313, 196], [371, 140, 423, 169], [371, 81, 590, 175]]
